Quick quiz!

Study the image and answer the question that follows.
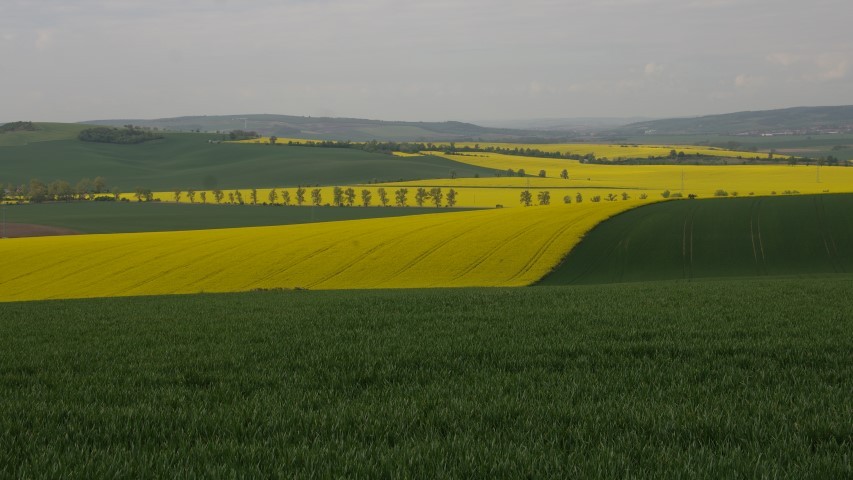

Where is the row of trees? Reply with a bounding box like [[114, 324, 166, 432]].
[[78, 125, 163, 144], [519, 190, 654, 206], [3, 177, 117, 203], [164, 187, 459, 208]]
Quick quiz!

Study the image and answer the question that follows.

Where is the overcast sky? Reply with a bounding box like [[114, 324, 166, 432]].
[[1, 0, 851, 123]]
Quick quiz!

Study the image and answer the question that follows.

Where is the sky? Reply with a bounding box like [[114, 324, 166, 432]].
[[1, 0, 851, 123]]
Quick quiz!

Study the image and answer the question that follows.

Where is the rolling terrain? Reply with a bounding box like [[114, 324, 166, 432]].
[[2, 202, 469, 235], [539, 194, 853, 285], [0, 202, 637, 302], [611, 105, 853, 135], [0, 128, 499, 190], [81, 114, 549, 141]]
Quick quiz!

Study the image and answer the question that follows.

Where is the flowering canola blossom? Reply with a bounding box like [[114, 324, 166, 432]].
[[0, 202, 637, 302]]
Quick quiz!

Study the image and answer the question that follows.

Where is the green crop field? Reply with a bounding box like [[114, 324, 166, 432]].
[[0, 122, 87, 146], [0, 127, 499, 190], [539, 194, 853, 285], [1, 279, 851, 477], [1, 202, 471, 234]]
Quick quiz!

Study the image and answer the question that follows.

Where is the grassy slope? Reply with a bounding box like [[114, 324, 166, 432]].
[[0, 132, 499, 190], [1, 279, 851, 477], [539, 194, 853, 285], [625, 133, 853, 160], [0, 122, 87, 146], [1, 202, 470, 234]]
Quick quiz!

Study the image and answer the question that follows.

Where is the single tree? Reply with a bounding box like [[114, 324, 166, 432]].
[[173, 189, 182, 203], [269, 136, 278, 145], [395, 188, 408, 207], [268, 188, 278, 205], [76, 178, 93, 200], [560, 169, 569, 180], [506, 168, 515, 177], [333, 186, 344, 206], [200, 191, 207, 203], [606, 193, 617, 201], [377, 187, 389, 206], [235, 190, 244, 204], [446, 188, 457, 207], [430, 187, 443, 207], [520, 190, 533, 206], [563, 195, 571, 204], [575, 192, 583, 203], [111, 186, 121, 201], [213, 189, 224, 204], [282, 190, 291, 206], [661, 189, 671, 198], [415, 187, 429, 207], [296, 186, 306, 205], [134, 186, 146, 202], [538, 169, 546, 178], [228, 192, 235, 204], [517, 168, 526, 177], [187, 189, 196, 203], [361, 189, 372, 207], [93, 176, 107, 193], [621, 192, 630, 200], [537, 190, 550, 205], [344, 187, 356, 206], [250, 188, 258, 205], [311, 188, 322, 206]]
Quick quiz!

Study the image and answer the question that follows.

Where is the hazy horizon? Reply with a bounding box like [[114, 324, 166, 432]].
[[2, 0, 851, 123]]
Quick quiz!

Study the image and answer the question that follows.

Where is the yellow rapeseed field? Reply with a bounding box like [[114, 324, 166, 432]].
[[0, 202, 639, 302], [412, 152, 853, 197], [454, 142, 777, 160], [127, 184, 659, 209]]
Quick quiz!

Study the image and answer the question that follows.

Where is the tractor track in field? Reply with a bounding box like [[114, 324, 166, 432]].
[[749, 198, 767, 276], [681, 204, 696, 280], [453, 218, 549, 282], [812, 196, 844, 273], [508, 209, 601, 283]]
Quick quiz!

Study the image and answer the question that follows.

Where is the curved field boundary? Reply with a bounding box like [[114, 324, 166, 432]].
[[0, 202, 638, 302], [537, 194, 853, 285]]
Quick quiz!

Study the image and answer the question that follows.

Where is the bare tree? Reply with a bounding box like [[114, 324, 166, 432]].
[[361, 189, 372, 207], [311, 188, 322, 206], [187, 189, 196, 203]]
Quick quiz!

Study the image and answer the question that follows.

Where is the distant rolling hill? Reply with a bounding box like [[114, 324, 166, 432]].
[[0, 125, 500, 190], [81, 114, 561, 142], [539, 194, 853, 285], [612, 105, 853, 136]]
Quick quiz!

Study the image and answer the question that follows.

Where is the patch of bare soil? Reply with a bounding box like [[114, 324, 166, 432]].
[[1, 223, 81, 238]]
